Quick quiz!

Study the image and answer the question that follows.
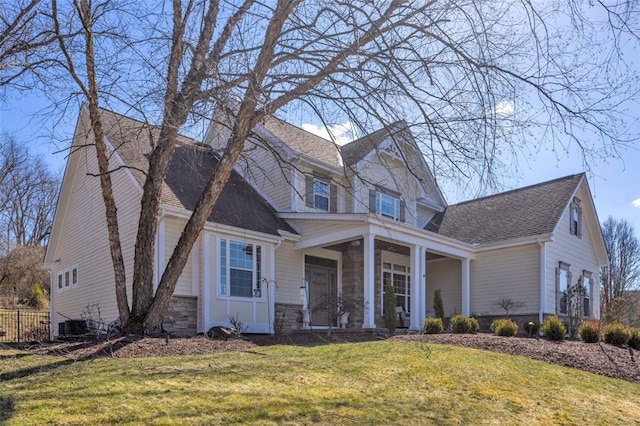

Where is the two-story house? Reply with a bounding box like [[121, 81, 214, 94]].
[[44, 107, 608, 335]]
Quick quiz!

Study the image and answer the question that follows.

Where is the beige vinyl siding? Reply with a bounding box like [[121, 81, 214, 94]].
[[274, 241, 304, 304], [425, 258, 462, 318], [417, 205, 437, 227], [52, 143, 141, 330], [238, 142, 293, 211], [355, 154, 422, 224], [163, 217, 195, 296], [470, 245, 540, 316], [545, 184, 601, 318]]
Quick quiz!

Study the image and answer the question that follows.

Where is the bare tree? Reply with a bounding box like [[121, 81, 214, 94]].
[[42, 0, 640, 334], [0, 0, 58, 94], [0, 136, 59, 249], [601, 216, 640, 322]]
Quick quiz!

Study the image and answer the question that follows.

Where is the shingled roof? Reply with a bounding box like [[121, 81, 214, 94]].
[[339, 121, 408, 166], [426, 174, 584, 244], [99, 108, 295, 236], [260, 116, 342, 167]]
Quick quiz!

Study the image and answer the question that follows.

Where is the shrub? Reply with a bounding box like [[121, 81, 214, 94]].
[[422, 317, 443, 334], [578, 321, 599, 343], [541, 316, 566, 341], [602, 322, 630, 346], [490, 319, 518, 337], [383, 279, 397, 333], [523, 321, 540, 336], [26, 284, 48, 310], [433, 290, 445, 320], [628, 328, 640, 350], [450, 314, 479, 334]]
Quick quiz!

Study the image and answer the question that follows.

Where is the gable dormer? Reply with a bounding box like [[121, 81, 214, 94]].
[[340, 121, 446, 226]]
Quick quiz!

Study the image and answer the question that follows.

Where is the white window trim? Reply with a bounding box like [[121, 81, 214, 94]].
[[377, 191, 400, 221], [379, 254, 411, 316], [56, 264, 79, 293], [313, 178, 330, 211], [217, 238, 265, 301]]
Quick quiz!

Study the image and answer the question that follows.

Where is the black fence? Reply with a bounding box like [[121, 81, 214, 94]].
[[0, 310, 50, 343]]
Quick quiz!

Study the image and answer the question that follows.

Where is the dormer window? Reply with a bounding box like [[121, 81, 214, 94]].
[[369, 187, 405, 222], [570, 197, 582, 237], [378, 192, 400, 219], [313, 179, 330, 211], [305, 174, 337, 212]]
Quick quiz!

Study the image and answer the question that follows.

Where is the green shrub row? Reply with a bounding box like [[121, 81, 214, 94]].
[[421, 317, 443, 334]]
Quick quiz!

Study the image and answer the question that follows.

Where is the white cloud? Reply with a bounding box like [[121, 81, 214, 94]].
[[302, 121, 356, 145], [633, 198, 640, 207], [493, 100, 514, 115]]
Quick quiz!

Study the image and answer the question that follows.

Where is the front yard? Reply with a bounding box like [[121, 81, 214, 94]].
[[1, 336, 640, 424]]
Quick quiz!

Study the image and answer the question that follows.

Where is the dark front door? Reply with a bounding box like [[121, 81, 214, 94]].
[[305, 256, 338, 326]]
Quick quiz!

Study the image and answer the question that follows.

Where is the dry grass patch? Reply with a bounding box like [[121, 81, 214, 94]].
[[1, 340, 639, 424]]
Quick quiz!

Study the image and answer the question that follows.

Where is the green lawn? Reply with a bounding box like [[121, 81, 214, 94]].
[[1, 340, 639, 425]]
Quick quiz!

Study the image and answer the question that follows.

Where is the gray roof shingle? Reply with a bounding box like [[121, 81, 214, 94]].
[[426, 174, 584, 244], [99, 108, 295, 236], [339, 121, 407, 166]]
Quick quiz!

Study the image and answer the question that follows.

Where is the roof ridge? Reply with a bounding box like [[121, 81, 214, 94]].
[[96, 105, 200, 144], [449, 173, 584, 207]]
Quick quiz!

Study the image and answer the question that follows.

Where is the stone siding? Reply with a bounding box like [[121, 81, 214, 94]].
[[164, 295, 198, 336]]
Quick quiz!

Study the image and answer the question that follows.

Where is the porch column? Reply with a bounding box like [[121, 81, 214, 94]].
[[461, 258, 471, 316], [363, 233, 376, 328], [410, 245, 423, 329], [419, 247, 427, 323]]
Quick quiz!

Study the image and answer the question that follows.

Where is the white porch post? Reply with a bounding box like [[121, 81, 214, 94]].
[[410, 245, 423, 329], [420, 246, 427, 323], [363, 233, 376, 328], [461, 258, 471, 316]]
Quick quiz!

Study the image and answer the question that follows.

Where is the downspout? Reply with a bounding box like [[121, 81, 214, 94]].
[[537, 239, 546, 325], [43, 262, 54, 339]]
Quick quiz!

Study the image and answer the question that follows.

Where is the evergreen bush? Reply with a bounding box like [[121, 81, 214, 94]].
[[578, 321, 599, 343], [422, 317, 443, 334], [433, 290, 445, 320], [450, 314, 479, 334], [627, 328, 640, 350], [602, 322, 630, 346], [383, 279, 397, 333], [490, 318, 518, 337], [541, 316, 566, 341], [26, 284, 48, 310]]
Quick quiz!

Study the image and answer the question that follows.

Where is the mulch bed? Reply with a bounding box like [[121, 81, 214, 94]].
[[7, 331, 640, 383]]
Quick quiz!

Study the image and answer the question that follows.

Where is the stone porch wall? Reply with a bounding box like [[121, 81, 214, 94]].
[[164, 295, 198, 336]]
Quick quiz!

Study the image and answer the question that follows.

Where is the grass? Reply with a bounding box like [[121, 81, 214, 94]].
[[1, 340, 639, 425]]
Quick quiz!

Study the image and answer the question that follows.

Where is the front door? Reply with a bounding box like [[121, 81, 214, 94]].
[[305, 256, 338, 326]]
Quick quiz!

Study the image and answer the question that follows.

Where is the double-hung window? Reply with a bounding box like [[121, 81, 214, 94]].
[[219, 239, 262, 298], [371, 187, 404, 221], [378, 192, 400, 220], [557, 262, 571, 315], [313, 179, 330, 211], [570, 197, 582, 237], [582, 271, 593, 317]]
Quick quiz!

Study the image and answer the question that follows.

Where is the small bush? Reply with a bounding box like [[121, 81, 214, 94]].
[[578, 321, 599, 343], [523, 321, 540, 336], [383, 280, 397, 333], [433, 290, 445, 320], [26, 284, 48, 310], [490, 319, 518, 337], [422, 317, 443, 334], [541, 316, 566, 341], [628, 328, 640, 350], [602, 322, 630, 346], [450, 314, 479, 334]]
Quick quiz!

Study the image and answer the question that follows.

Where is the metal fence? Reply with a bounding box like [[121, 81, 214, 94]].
[[0, 310, 50, 343]]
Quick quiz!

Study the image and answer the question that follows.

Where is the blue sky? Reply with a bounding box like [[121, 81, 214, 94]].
[[2, 92, 638, 236]]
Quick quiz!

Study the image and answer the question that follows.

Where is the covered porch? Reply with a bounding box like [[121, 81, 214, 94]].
[[287, 214, 475, 330]]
